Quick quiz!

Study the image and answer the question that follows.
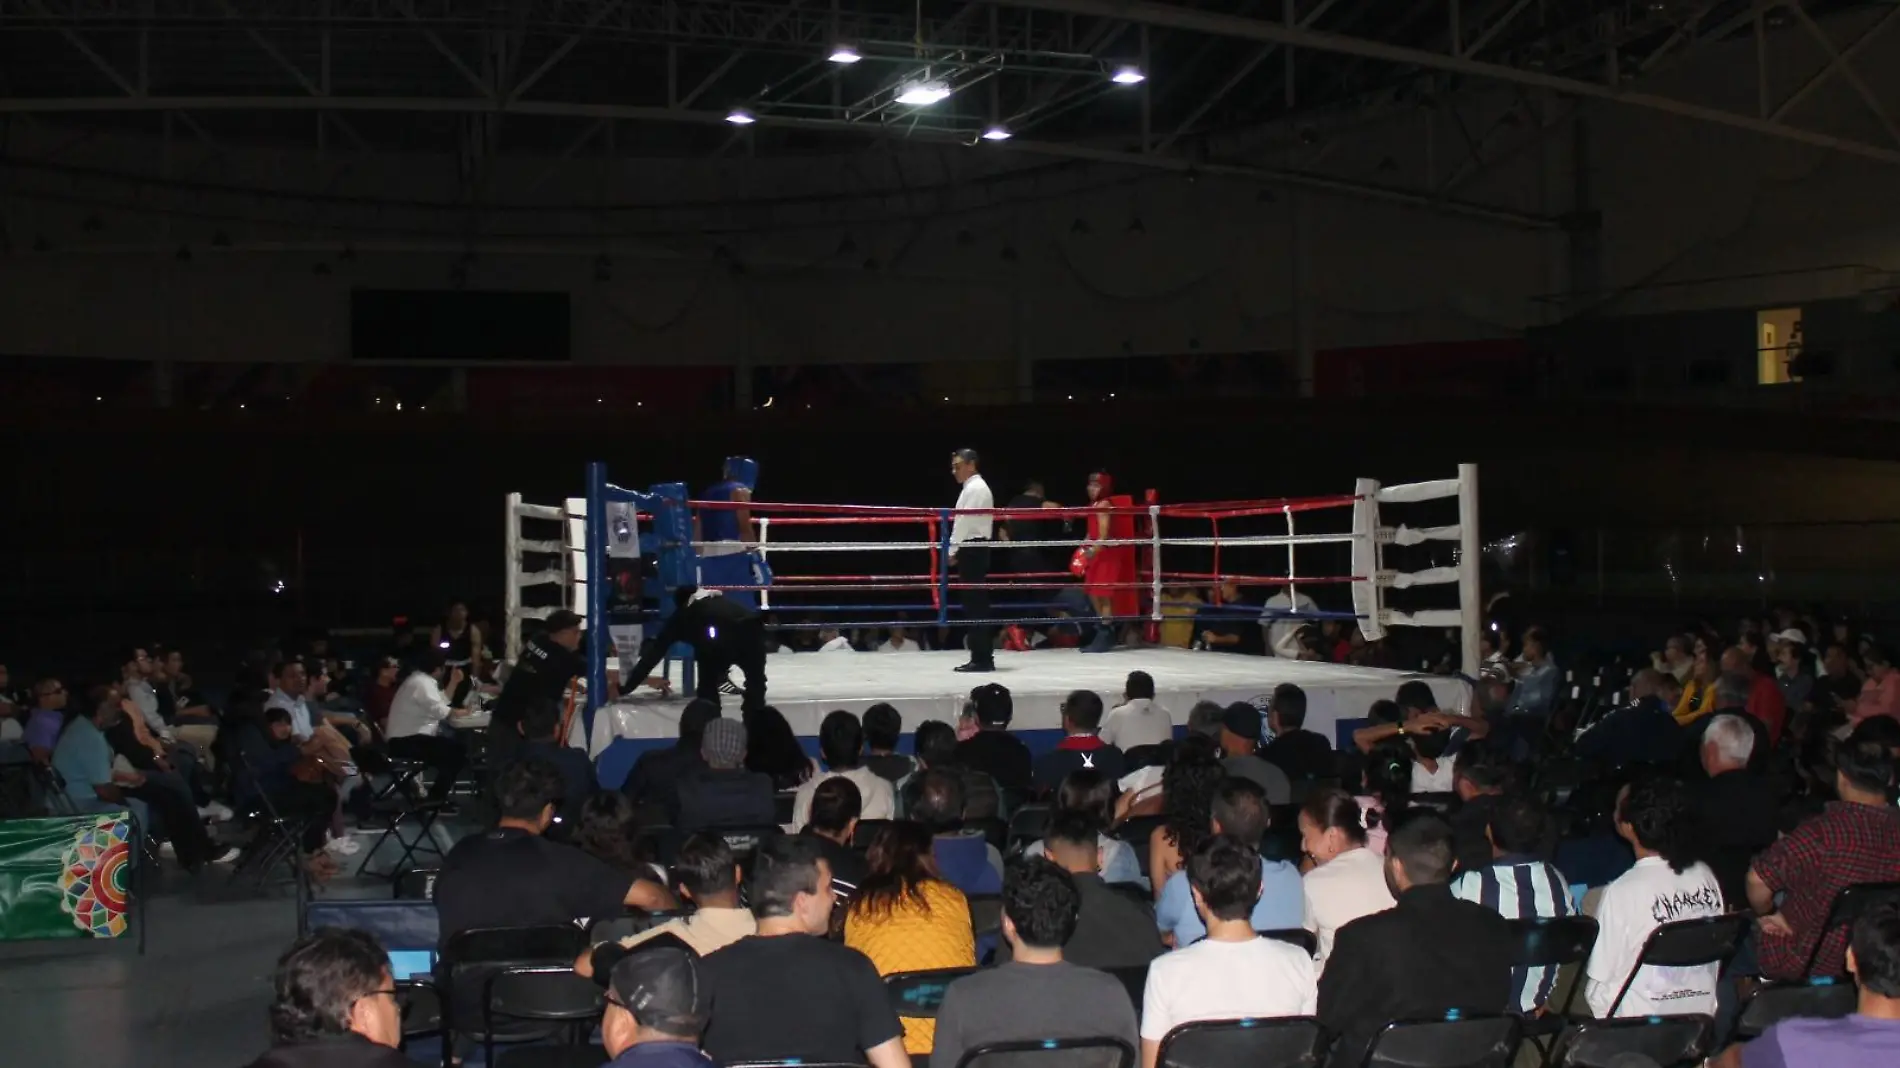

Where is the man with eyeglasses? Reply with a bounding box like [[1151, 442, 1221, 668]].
[[244, 927, 408, 1067], [603, 947, 717, 1068], [24, 678, 70, 763]]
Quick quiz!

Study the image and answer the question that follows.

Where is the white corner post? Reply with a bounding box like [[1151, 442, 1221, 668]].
[[1457, 463, 1482, 678]]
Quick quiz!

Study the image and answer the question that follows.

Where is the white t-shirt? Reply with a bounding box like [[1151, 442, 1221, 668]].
[[386, 671, 455, 739], [1100, 698, 1173, 750], [1302, 846, 1396, 967], [1139, 936, 1317, 1040], [877, 638, 923, 653], [1584, 856, 1725, 1018], [1410, 758, 1456, 793], [1262, 590, 1319, 657], [789, 765, 896, 828], [817, 636, 854, 653]]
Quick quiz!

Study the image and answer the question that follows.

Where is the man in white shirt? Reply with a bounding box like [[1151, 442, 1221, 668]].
[[384, 647, 472, 803], [1261, 584, 1319, 658], [815, 627, 854, 653], [1584, 778, 1726, 1018], [1140, 835, 1317, 1068], [948, 448, 996, 673], [791, 710, 896, 827], [1101, 671, 1173, 752], [878, 627, 924, 653]]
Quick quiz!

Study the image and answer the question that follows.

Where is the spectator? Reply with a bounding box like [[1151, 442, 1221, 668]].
[[488, 610, 587, 765], [1819, 641, 1865, 715], [1030, 812, 1165, 968], [118, 646, 166, 736], [1260, 582, 1320, 658], [955, 683, 1032, 794], [433, 758, 672, 947], [1216, 702, 1292, 803], [1750, 741, 1900, 979], [1674, 636, 1722, 725], [1142, 836, 1318, 1068], [861, 702, 916, 785], [515, 697, 595, 824], [1450, 794, 1577, 1012], [624, 699, 719, 817], [1196, 578, 1262, 655], [1653, 633, 1695, 684], [677, 718, 777, 832], [878, 627, 925, 654], [1144, 740, 1226, 892], [1184, 700, 1225, 740], [1299, 787, 1396, 965], [1019, 769, 1145, 887], [1723, 645, 1789, 745], [934, 857, 1139, 1068], [577, 833, 757, 979], [154, 647, 220, 759], [1101, 672, 1173, 752], [1510, 624, 1561, 718], [910, 768, 1003, 895], [243, 928, 407, 1068], [1574, 669, 1685, 768], [1773, 630, 1817, 719], [1448, 754, 1513, 873], [1156, 778, 1303, 946], [600, 948, 715, 1068], [571, 791, 653, 875], [1711, 899, 1900, 1067], [792, 709, 896, 827], [698, 835, 909, 1068], [1318, 814, 1515, 1068], [383, 645, 471, 805], [233, 708, 341, 866], [429, 599, 486, 682], [1855, 644, 1900, 726], [801, 776, 871, 895], [844, 821, 976, 1056], [0, 662, 17, 745], [1692, 714, 1780, 904], [743, 705, 817, 790], [268, 658, 364, 746], [1261, 683, 1336, 785], [908, 719, 1001, 822], [1585, 778, 1726, 1017], [817, 626, 853, 653], [1680, 673, 1772, 780], [23, 677, 68, 762], [1355, 738, 1414, 854], [1033, 689, 1126, 792], [359, 656, 401, 737]]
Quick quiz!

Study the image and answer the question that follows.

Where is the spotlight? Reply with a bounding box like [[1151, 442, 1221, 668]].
[[1110, 66, 1146, 85], [828, 45, 862, 64], [980, 124, 1012, 141], [895, 80, 952, 106], [725, 108, 756, 125]]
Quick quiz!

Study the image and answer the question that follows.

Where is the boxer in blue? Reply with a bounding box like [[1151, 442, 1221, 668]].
[[695, 456, 768, 610]]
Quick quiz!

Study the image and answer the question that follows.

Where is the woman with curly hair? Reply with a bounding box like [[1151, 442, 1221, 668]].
[[743, 704, 817, 790], [1584, 776, 1724, 1018], [1144, 735, 1226, 897], [843, 821, 976, 1057]]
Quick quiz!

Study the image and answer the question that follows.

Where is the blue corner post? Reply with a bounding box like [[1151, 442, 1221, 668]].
[[937, 507, 953, 628], [647, 481, 695, 697], [585, 461, 609, 736]]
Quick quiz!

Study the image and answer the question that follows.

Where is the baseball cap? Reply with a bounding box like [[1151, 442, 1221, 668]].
[[1220, 701, 1262, 742], [609, 947, 707, 1035], [968, 683, 1013, 727], [1769, 628, 1809, 647], [701, 718, 747, 769]]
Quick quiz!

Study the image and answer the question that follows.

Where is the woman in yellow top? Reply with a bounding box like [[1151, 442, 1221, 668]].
[[842, 821, 976, 1056], [1673, 635, 1720, 724]]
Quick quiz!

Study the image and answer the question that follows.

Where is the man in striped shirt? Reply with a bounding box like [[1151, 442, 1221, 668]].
[[1450, 793, 1576, 1012]]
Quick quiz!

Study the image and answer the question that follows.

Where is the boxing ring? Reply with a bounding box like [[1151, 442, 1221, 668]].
[[504, 463, 1482, 790]]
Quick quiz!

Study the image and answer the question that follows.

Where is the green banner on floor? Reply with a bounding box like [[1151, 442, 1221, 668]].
[[0, 813, 134, 940]]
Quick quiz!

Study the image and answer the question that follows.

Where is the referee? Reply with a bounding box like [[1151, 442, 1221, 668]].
[[949, 448, 996, 672]]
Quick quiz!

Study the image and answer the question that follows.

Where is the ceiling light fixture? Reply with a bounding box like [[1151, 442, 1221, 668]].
[[1110, 66, 1146, 85], [895, 79, 952, 106], [828, 45, 863, 64], [980, 124, 1012, 141], [725, 108, 756, 125]]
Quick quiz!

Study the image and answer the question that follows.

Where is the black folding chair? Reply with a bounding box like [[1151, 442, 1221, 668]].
[[1504, 915, 1599, 1059], [1156, 1017, 1323, 1068], [439, 925, 589, 1068], [480, 963, 606, 1068], [358, 771, 449, 882], [1258, 928, 1319, 957], [1547, 1015, 1710, 1068], [1358, 1014, 1523, 1068], [852, 818, 896, 848], [1007, 804, 1053, 853], [888, 967, 980, 1020], [1799, 880, 1900, 976], [773, 791, 796, 826], [1107, 964, 1149, 1017], [954, 1036, 1137, 1068], [1596, 914, 1751, 1020], [586, 908, 695, 947], [712, 824, 783, 862], [1735, 975, 1859, 1039], [393, 867, 441, 901], [395, 978, 443, 1053], [230, 755, 316, 895], [968, 893, 1005, 940]]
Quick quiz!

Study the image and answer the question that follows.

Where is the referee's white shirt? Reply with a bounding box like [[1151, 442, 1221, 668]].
[[951, 473, 994, 545]]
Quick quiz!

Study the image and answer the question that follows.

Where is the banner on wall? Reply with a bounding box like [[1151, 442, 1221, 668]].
[[0, 813, 134, 941]]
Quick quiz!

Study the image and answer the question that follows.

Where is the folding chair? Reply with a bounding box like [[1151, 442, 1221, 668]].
[[1594, 914, 1751, 1021], [1107, 963, 1149, 1017], [229, 755, 316, 894], [480, 963, 606, 1068], [1735, 975, 1858, 1039], [713, 824, 783, 863], [1156, 1017, 1323, 1068], [1547, 1015, 1710, 1068], [396, 978, 443, 1053], [394, 868, 441, 901], [586, 909, 695, 947], [1358, 1013, 1522, 1068], [954, 1036, 1137, 1068], [968, 893, 1005, 941], [887, 967, 980, 1020], [1007, 804, 1053, 854], [358, 776, 450, 882], [440, 925, 589, 1068], [1798, 880, 1900, 976], [1502, 915, 1599, 1060], [853, 818, 896, 848], [1258, 928, 1319, 957]]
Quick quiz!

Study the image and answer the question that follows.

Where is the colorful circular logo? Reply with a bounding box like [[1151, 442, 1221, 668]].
[[58, 816, 131, 938]]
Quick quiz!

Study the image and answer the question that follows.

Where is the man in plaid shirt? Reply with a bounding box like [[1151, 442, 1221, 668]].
[[1748, 741, 1900, 978]]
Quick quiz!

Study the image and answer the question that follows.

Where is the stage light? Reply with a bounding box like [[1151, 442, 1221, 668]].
[[1111, 66, 1146, 85], [980, 125, 1012, 141], [896, 80, 952, 106], [828, 45, 862, 64], [725, 108, 756, 125]]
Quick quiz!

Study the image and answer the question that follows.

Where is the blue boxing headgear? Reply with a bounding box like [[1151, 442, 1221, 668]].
[[724, 456, 758, 491]]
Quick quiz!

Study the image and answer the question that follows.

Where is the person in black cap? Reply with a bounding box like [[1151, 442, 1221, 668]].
[[602, 947, 716, 1068], [954, 683, 1032, 793], [623, 698, 723, 815], [626, 588, 769, 712], [1218, 702, 1292, 804]]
